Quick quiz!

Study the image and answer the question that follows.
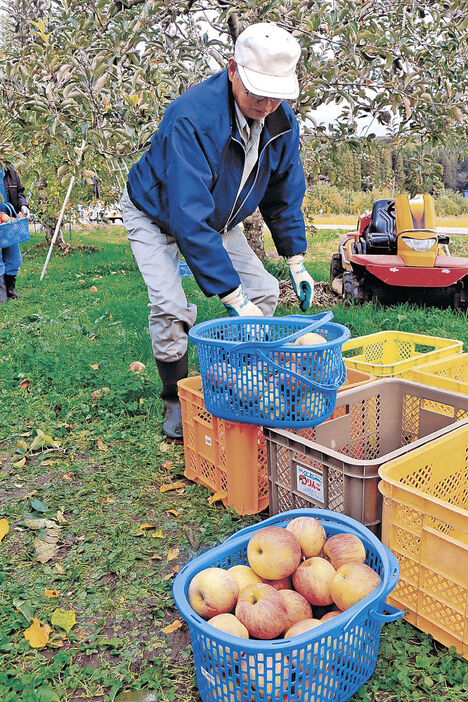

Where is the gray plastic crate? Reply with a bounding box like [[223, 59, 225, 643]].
[[265, 379, 468, 533]]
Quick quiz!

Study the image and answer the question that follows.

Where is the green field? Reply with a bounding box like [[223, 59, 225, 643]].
[[0, 225, 467, 702]]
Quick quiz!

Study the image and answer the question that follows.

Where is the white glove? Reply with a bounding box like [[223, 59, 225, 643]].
[[287, 254, 315, 312], [220, 286, 263, 317], [21, 206, 29, 217]]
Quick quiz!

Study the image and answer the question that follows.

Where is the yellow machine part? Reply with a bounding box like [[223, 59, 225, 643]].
[[395, 193, 437, 233], [395, 194, 438, 267]]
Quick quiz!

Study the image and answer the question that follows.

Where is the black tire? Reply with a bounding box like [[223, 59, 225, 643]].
[[330, 253, 343, 282], [342, 271, 367, 305]]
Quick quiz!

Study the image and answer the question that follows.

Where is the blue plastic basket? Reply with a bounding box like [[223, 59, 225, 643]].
[[188, 312, 351, 428], [0, 177, 30, 248], [173, 509, 403, 702]]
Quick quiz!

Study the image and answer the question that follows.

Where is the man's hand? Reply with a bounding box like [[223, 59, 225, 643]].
[[287, 254, 314, 312], [220, 286, 263, 317], [20, 206, 29, 217]]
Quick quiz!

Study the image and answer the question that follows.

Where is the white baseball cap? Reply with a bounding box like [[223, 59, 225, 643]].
[[234, 23, 301, 100]]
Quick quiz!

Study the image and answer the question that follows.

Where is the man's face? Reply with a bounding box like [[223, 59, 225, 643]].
[[228, 58, 282, 121]]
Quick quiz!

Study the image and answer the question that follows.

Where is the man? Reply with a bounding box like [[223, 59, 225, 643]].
[[0, 163, 29, 302], [122, 22, 314, 442]]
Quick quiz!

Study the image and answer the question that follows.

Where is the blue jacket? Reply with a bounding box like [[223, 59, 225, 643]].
[[127, 70, 307, 296]]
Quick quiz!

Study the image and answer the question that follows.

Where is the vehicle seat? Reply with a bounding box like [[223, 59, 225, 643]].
[[363, 199, 397, 254]]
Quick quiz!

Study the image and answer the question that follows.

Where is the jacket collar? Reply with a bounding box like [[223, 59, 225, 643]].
[[226, 70, 291, 142]]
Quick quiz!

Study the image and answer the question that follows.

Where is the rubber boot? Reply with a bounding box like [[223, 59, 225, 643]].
[[4, 275, 18, 299], [155, 351, 188, 443], [0, 276, 7, 303]]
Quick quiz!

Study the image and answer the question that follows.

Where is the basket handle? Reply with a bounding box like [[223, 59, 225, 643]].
[[369, 604, 405, 623], [253, 350, 346, 392], [223, 508, 373, 543], [229, 311, 334, 354], [0, 202, 18, 220]]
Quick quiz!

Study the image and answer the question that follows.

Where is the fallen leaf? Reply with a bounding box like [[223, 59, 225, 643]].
[[56, 511, 67, 524], [139, 523, 157, 530], [19, 379, 30, 391], [97, 438, 107, 451], [167, 509, 179, 517], [0, 518, 9, 542], [115, 691, 157, 702], [163, 620, 182, 634], [15, 439, 29, 452], [151, 530, 164, 539], [13, 456, 27, 469], [34, 537, 58, 563], [166, 547, 179, 562], [159, 481, 186, 493], [89, 285, 98, 292], [208, 490, 227, 505], [163, 573, 174, 581], [24, 618, 50, 648], [172, 565, 180, 573], [23, 518, 57, 529], [53, 564, 65, 575], [90, 363, 99, 370], [14, 600, 33, 622], [44, 589, 60, 598], [150, 553, 161, 560], [51, 608, 76, 632], [30, 498, 49, 513]]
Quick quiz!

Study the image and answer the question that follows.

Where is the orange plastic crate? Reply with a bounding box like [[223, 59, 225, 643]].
[[178, 376, 269, 515]]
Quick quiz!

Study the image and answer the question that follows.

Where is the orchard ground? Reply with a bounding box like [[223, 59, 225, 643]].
[[0, 224, 467, 702]]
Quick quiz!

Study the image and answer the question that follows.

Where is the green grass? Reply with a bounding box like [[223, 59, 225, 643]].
[[0, 226, 467, 701]]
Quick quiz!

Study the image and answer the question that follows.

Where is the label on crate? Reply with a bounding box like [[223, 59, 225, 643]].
[[296, 464, 324, 503], [205, 435, 212, 446], [201, 666, 215, 686]]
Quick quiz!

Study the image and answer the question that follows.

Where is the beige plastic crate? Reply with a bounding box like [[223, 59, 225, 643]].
[[265, 379, 468, 533]]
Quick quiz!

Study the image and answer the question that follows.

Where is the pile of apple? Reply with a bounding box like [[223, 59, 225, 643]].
[[188, 516, 382, 641], [0, 211, 26, 224]]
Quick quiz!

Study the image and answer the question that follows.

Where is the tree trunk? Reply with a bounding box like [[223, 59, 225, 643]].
[[243, 208, 266, 260], [37, 177, 66, 248]]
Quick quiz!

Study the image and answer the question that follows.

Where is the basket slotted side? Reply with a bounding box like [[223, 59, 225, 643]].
[[0, 202, 30, 247], [173, 509, 400, 702], [190, 317, 350, 429]]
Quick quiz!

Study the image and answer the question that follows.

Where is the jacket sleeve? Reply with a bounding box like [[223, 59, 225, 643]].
[[161, 116, 241, 297], [258, 120, 307, 258]]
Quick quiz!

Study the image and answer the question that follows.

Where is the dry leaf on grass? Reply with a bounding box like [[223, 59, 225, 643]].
[[163, 620, 182, 634]]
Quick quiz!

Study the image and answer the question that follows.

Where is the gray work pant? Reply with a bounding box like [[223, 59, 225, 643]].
[[121, 187, 279, 362]]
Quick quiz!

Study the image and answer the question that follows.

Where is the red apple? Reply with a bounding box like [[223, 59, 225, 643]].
[[207, 613, 249, 638], [235, 583, 288, 639], [261, 575, 292, 591], [292, 557, 336, 606], [284, 617, 322, 638], [247, 527, 301, 580], [128, 361, 146, 373], [323, 533, 366, 570], [228, 565, 262, 594], [286, 516, 326, 558], [331, 562, 382, 610], [188, 567, 238, 619], [320, 610, 343, 623], [278, 589, 313, 633]]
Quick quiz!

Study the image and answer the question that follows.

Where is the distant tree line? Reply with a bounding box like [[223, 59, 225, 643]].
[[302, 139, 468, 196]]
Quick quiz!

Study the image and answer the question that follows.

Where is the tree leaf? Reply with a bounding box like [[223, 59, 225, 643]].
[[51, 608, 76, 632], [0, 518, 9, 542], [24, 617, 50, 648], [163, 620, 182, 634]]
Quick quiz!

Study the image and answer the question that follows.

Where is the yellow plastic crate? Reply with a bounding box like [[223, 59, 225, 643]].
[[343, 330, 462, 378], [379, 425, 468, 658], [403, 353, 468, 395], [178, 376, 269, 515]]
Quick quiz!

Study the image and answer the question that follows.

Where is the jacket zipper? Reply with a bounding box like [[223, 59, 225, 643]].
[[221, 129, 290, 235]]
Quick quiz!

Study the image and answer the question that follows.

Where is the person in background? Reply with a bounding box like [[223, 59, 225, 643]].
[[0, 163, 29, 302], [121, 22, 314, 442]]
